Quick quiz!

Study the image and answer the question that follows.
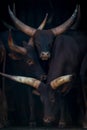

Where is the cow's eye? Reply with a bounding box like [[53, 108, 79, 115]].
[[26, 59, 34, 65]]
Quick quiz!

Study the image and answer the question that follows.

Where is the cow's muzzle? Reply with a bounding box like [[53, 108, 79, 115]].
[[43, 116, 55, 123], [40, 52, 50, 60]]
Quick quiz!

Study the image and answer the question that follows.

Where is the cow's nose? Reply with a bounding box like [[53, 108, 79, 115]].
[[43, 116, 55, 123], [40, 52, 50, 60]]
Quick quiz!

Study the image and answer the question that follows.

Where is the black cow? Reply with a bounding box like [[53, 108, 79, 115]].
[[2, 30, 87, 128], [0, 29, 47, 127], [43, 31, 87, 127], [35, 31, 87, 128], [0, 13, 48, 127], [8, 5, 79, 61]]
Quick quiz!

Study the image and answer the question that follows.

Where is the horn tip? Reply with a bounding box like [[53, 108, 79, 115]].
[[8, 5, 10, 10], [46, 13, 48, 17]]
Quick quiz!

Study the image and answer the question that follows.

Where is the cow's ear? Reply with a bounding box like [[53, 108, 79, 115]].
[[8, 53, 22, 60]]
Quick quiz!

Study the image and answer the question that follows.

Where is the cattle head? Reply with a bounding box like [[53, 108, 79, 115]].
[[7, 30, 47, 81], [8, 5, 79, 60], [0, 72, 73, 124], [33, 30, 54, 60], [7, 13, 48, 81]]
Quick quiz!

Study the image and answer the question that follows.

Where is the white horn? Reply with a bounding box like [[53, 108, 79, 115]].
[[50, 74, 73, 89]]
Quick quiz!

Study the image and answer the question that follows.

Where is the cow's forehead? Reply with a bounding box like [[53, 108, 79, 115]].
[[34, 30, 54, 37], [34, 30, 54, 43]]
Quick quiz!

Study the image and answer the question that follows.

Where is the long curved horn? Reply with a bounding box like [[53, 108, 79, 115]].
[[13, 2, 16, 16], [71, 5, 80, 29], [27, 13, 48, 46], [8, 30, 27, 55], [51, 5, 79, 35], [38, 13, 48, 30], [50, 74, 73, 89], [8, 6, 36, 36], [0, 72, 41, 89]]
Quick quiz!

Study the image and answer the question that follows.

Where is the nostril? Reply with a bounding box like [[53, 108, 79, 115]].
[[41, 53, 44, 56], [40, 52, 50, 57], [40, 52, 45, 57], [46, 52, 49, 55]]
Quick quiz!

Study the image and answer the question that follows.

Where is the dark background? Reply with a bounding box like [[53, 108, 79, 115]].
[[0, 0, 87, 32]]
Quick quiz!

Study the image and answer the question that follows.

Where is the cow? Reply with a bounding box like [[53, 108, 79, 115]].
[[6, 31, 46, 127], [0, 15, 48, 127], [0, 32, 46, 127], [1, 29, 87, 128], [43, 31, 87, 127], [8, 4, 79, 61]]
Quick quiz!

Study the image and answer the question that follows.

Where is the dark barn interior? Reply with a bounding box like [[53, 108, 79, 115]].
[[0, 0, 87, 129]]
